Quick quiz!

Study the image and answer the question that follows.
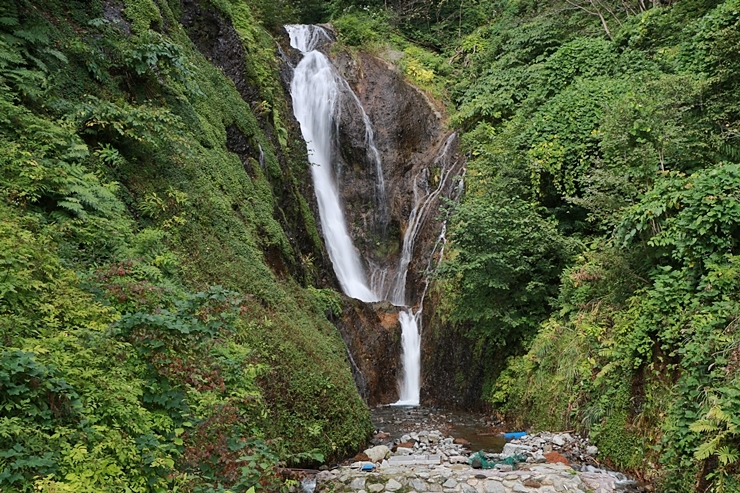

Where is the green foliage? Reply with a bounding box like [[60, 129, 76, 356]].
[[332, 10, 391, 47], [0, 1, 371, 491], [424, 0, 740, 488], [123, 0, 163, 34], [307, 286, 343, 318], [439, 197, 572, 346]]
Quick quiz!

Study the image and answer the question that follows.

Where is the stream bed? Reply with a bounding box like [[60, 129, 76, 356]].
[[367, 406, 649, 492], [370, 405, 506, 452]]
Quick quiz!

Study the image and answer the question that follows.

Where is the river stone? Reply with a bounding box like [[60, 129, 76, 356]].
[[386, 479, 403, 492], [443, 478, 458, 489], [316, 470, 335, 482], [512, 485, 529, 493], [351, 478, 367, 490], [552, 435, 565, 447], [502, 443, 533, 457], [483, 481, 505, 493], [410, 479, 428, 491], [461, 483, 477, 493], [365, 445, 391, 462], [368, 484, 385, 493], [586, 445, 598, 456]]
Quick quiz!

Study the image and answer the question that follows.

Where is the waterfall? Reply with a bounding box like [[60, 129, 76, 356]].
[[339, 86, 388, 232], [391, 134, 460, 406], [287, 24, 462, 408], [287, 24, 378, 303], [395, 310, 421, 406]]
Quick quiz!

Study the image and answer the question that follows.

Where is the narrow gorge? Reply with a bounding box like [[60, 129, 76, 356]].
[[285, 24, 464, 407]]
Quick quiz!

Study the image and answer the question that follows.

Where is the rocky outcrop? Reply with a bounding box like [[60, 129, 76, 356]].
[[332, 51, 463, 306], [281, 28, 464, 405], [335, 298, 402, 405]]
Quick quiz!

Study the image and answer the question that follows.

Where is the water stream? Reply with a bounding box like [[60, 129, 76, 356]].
[[287, 24, 460, 407], [287, 24, 378, 303]]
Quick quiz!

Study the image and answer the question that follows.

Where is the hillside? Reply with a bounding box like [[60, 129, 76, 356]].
[[350, 0, 739, 489], [0, 1, 371, 491]]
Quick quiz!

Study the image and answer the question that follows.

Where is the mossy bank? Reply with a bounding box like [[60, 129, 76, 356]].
[[0, 1, 371, 491]]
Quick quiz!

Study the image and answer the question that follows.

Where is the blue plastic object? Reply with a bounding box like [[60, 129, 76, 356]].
[[503, 431, 527, 440], [361, 463, 374, 472]]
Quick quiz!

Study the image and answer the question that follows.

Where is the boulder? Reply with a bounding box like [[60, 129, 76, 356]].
[[364, 445, 391, 463], [484, 481, 506, 493], [386, 479, 403, 492], [544, 451, 569, 465], [501, 443, 533, 457]]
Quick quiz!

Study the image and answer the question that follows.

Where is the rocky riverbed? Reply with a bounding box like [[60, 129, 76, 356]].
[[304, 407, 646, 493]]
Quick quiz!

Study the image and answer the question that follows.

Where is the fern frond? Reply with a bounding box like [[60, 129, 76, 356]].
[[707, 406, 731, 424], [0, 17, 20, 27], [57, 198, 86, 218], [41, 48, 68, 64], [690, 419, 720, 434], [13, 28, 49, 45], [717, 446, 739, 466], [695, 436, 722, 460]]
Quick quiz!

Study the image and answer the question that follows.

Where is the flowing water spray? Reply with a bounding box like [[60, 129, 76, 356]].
[[392, 134, 461, 406], [287, 24, 377, 302]]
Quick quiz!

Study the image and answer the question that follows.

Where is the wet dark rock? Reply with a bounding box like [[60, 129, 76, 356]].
[[332, 51, 462, 307], [334, 299, 401, 405]]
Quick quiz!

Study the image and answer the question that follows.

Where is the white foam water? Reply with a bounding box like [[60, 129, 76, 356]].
[[287, 24, 378, 303]]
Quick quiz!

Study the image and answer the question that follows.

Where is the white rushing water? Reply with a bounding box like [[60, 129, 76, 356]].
[[287, 24, 378, 303], [394, 309, 421, 406], [391, 134, 460, 406]]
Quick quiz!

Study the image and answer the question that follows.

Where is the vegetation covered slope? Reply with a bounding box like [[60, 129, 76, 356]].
[[0, 1, 371, 491], [327, 0, 740, 490]]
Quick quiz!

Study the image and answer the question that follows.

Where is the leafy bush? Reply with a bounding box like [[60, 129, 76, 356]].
[[333, 10, 391, 47]]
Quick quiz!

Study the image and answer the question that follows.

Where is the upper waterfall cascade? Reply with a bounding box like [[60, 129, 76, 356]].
[[287, 24, 463, 407], [287, 24, 378, 303]]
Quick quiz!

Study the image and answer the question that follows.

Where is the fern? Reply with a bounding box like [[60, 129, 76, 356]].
[[690, 394, 740, 492], [717, 446, 739, 467], [690, 419, 720, 434], [717, 142, 740, 163], [695, 435, 723, 461]]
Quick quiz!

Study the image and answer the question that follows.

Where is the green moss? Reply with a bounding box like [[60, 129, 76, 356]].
[[122, 0, 163, 33]]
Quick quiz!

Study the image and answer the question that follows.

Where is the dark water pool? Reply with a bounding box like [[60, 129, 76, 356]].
[[370, 405, 506, 453]]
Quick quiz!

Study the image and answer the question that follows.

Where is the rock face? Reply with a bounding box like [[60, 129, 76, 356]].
[[332, 51, 463, 307], [334, 299, 401, 404]]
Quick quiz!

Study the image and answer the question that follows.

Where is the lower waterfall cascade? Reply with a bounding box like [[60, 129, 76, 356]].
[[286, 24, 463, 407]]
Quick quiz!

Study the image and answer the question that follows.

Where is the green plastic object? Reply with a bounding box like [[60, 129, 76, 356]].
[[468, 451, 526, 469]]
